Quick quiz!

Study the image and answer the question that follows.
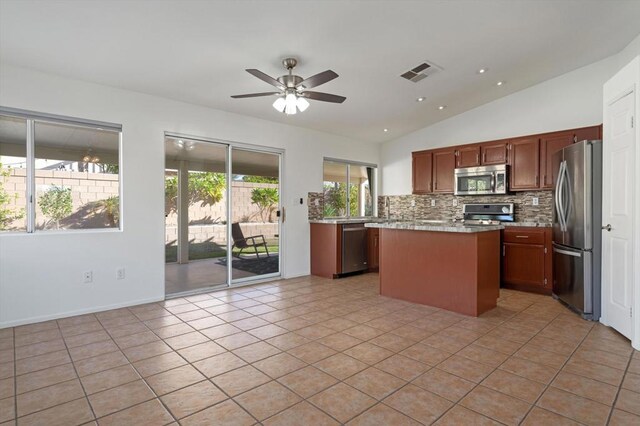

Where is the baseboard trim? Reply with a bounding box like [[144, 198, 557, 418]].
[[0, 295, 164, 329]]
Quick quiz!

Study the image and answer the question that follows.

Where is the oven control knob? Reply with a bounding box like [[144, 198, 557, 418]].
[[501, 206, 509, 213]]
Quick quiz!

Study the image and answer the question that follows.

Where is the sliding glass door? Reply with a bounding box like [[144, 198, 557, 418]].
[[164, 135, 281, 296], [230, 148, 281, 283]]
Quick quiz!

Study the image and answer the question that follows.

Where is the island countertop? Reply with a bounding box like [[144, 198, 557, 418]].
[[365, 222, 504, 233]]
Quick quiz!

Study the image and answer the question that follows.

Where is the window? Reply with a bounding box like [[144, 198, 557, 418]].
[[0, 108, 121, 233], [323, 158, 376, 218]]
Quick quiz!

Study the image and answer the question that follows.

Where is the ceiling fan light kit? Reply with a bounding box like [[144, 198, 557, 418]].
[[232, 57, 345, 115]]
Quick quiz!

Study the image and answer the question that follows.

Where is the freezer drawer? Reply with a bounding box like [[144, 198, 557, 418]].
[[552, 243, 593, 318]]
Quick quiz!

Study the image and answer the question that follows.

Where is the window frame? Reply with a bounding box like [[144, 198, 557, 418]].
[[322, 157, 377, 219], [0, 107, 123, 234]]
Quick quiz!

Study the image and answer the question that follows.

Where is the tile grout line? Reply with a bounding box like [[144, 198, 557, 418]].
[[605, 350, 634, 424]]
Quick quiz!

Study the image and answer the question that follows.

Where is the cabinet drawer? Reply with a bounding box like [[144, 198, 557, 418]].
[[503, 228, 545, 244]]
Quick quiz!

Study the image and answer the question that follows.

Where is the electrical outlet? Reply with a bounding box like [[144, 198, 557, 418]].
[[532, 197, 539, 206], [452, 199, 458, 207], [410, 199, 416, 207], [116, 268, 125, 280], [431, 199, 436, 207], [83, 271, 93, 284], [314, 199, 320, 206]]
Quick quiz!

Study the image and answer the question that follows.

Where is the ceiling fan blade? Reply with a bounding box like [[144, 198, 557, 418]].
[[246, 69, 286, 91], [296, 70, 338, 89], [231, 92, 281, 99], [300, 91, 346, 103]]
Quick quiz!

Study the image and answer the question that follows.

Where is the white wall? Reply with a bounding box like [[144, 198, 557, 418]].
[[380, 33, 640, 195], [0, 65, 378, 327]]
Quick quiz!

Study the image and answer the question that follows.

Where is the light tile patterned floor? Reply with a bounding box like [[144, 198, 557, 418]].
[[1, 273, 639, 425]]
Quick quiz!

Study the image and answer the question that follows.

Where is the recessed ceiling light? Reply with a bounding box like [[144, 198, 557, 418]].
[[496, 81, 504, 86], [383, 128, 388, 132], [438, 105, 446, 110], [477, 68, 488, 74], [416, 97, 425, 102]]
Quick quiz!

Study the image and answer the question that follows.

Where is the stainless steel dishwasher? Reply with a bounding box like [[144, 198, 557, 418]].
[[342, 223, 368, 273]]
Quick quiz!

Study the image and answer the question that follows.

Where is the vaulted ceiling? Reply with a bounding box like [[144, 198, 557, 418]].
[[1, 0, 639, 143]]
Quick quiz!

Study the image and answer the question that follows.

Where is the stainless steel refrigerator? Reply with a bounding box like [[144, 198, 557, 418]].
[[552, 140, 602, 320]]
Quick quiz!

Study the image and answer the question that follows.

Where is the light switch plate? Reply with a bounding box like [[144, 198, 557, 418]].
[[410, 199, 416, 207], [532, 197, 539, 206]]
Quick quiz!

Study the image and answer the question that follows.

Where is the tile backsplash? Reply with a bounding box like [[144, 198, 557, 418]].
[[377, 191, 553, 223], [308, 191, 553, 223]]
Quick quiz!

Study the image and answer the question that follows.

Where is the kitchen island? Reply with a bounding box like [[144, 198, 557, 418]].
[[365, 222, 503, 317]]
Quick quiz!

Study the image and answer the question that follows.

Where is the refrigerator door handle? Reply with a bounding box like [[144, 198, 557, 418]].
[[562, 161, 573, 231], [553, 246, 582, 257], [556, 161, 567, 232]]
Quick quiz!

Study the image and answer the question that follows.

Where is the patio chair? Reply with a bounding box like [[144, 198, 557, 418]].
[[231, 223, 270, 259]]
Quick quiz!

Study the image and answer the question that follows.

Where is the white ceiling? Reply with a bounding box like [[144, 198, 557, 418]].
[[1, 0, 639, 144]]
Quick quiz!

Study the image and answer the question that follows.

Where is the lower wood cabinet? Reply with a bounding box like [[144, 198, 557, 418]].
[[501, 227, 552, 294], [310, 223, 342, 279], [368, 227, 379, 271]]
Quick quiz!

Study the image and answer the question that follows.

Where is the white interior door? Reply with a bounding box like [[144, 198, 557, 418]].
[[602, 90, 635, 339]]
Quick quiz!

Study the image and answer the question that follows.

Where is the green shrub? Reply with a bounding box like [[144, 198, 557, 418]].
[[39, 185, 72, 229], [251, 187, 279, 222], [0, 164, 25, 230]]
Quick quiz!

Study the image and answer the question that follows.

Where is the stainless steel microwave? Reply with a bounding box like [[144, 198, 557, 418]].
[[454, 164, 508, 195]]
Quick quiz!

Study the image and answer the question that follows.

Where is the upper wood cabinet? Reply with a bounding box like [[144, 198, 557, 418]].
[[480, 141, 508, 165], [433, 148, 456, 193], [509, 137, 540, 191], [540, 125, 602, 188], [456, 145, 481, 168], [541, 131, 574, 188], [409, 125, 601, 193], [412, 151, 433, 194], [574, 125, 601, 142]]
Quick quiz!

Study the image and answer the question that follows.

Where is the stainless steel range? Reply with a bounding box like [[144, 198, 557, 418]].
[[462, 203, 514, 225]]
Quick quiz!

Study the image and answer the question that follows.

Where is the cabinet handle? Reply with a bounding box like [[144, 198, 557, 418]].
[[482, 152, 486, 163], [515, 235, 529, 239], [476, 153, 480, 164]]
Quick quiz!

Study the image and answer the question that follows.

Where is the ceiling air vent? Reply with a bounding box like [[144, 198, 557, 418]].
[[400, 61, 441, 83]]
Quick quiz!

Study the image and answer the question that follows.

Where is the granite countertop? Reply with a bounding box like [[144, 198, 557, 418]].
[[309, 218, 385, 224], [365, 222, 504, 233], [502, 222, 552, 228], [309, 218, 550, 228]]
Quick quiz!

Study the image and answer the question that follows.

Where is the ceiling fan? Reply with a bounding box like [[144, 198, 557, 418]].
[[231, 58, 346, 115]]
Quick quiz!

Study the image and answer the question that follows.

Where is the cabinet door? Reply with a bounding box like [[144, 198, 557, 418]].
[[509, 137, 540, 190], [412, 151, 433, 194], [502, 242, 545, 287], [574, 125, 601, 142], [456, 145, 481, 168], [368, 228, 379, 270], [433, 149, 456, 193], [481, 142, 508, 165], [541, 131, 574, 188]]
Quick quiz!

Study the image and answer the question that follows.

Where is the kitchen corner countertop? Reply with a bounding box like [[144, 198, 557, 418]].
[[365, 222, 503, 233]]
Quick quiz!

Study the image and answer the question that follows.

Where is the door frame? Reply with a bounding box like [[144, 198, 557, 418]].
[[163, 132, 285, 296], [601, 55, 640, 349]]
